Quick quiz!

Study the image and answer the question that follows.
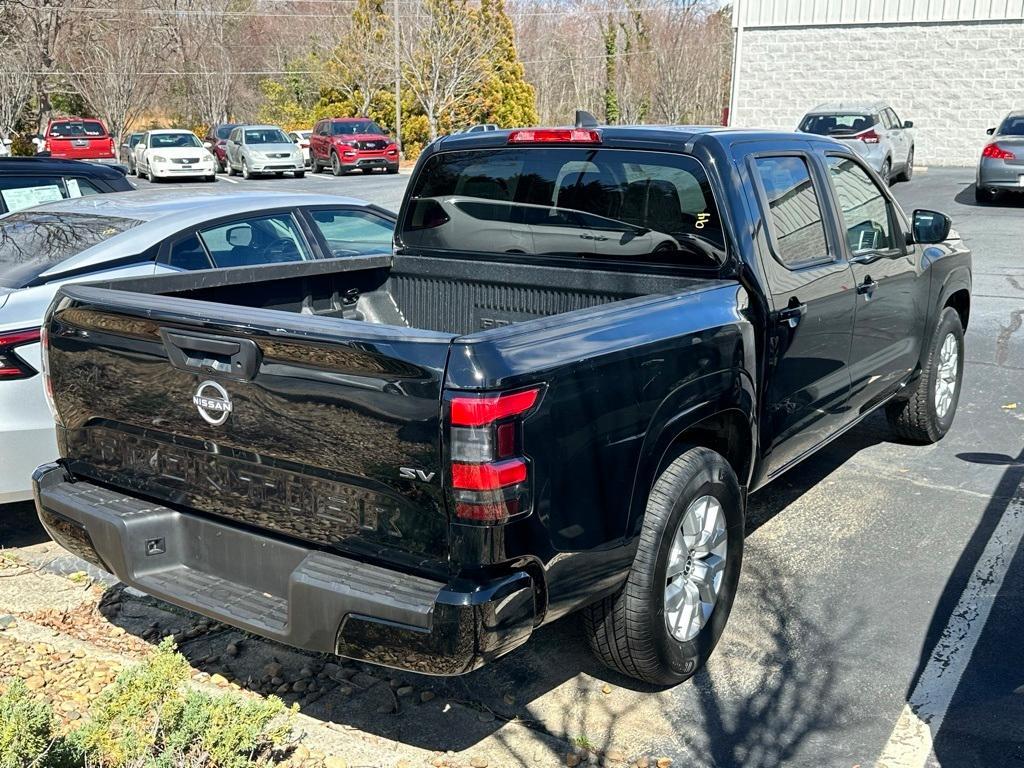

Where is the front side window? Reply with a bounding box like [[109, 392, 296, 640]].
[[0, 176, 66, 213], [0, 212, 142, 288], [198, 213, 311, 268], [754, 156, 829, 268], [309, 209, 394, 257], [399, 147, 725, 269], [826, 156, 894, 254]]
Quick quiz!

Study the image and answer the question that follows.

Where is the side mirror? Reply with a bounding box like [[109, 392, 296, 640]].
[[986, 127, 995, 135], [225, 225, 252, 247], [203, 141, 213, 149], [902, 120, 913, 129], [911, 209, 952, 245]]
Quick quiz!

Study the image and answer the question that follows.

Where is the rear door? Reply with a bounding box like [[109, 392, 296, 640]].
[[740, 144, 858, 479], [47, 285, 456, 577]]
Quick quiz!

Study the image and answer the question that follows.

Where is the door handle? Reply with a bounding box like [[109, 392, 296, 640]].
[[857, 277, 878, 296], [778, 302, 807, 327]]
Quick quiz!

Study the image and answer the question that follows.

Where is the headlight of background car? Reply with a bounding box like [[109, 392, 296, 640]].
[[251, 150, 266, 159], [151, 155, 168, 163]]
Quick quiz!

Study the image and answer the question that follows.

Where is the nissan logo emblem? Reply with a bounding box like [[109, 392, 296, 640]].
[[192, 380, 233, 425]]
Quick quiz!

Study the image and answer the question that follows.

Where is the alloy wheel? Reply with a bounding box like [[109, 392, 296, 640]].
[[934, 332, 959, 420], [664, 495, 728, 642]]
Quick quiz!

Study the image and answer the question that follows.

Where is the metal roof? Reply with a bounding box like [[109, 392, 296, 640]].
[[732, 0, 1024, 27]]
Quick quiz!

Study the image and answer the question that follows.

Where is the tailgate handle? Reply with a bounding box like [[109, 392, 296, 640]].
[[160, 329, 261, 381]]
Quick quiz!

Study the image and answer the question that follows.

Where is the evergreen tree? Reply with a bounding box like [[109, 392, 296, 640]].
[[476, 0, 539, 128]]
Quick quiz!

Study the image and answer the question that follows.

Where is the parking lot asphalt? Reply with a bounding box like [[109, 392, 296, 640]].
[[1, 167, 1021, 767]]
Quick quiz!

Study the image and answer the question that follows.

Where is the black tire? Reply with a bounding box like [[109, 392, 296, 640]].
[[227, 160, 237, 177], [204, 175, 216, 183], [331, 152, 344, 176], [885, 307, 964, 444], [242, 159, 252, 180], [361, 167, 373, 174], [311, 155, 323, 174], [582, 446, 744, 685], [897, 147, 914, 183], [218, 155, 228, 173], [274, 171, 284, 178], [881, 158, 892, 186], [148, 167, 160, 183], [387, 166, 399, 175], [294, 171, 305, 179], [974, 185, 998, 204]]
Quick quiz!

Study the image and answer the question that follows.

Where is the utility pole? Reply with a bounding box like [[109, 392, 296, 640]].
[[393, 0, 402, 157]]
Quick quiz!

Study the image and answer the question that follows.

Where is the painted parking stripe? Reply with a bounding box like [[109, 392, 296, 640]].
[[216, 174, 239, 184], [877, 495, 1024, 767]]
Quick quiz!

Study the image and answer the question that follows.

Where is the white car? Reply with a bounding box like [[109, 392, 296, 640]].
[[0, 189, 396, 504], [133, 129, 217, 183], [289, 130, 312, 166]]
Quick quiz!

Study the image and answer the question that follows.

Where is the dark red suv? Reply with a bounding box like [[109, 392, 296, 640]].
[[41, 118, 117, 161], [309, 118, 399, 176]]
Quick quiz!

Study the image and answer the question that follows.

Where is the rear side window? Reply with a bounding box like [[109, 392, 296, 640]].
[[799, 114, 874, 136], [399, 148, 725, 269], [309, 209, 394, 257], [198, 213, 311, 268], [826, 156, 894, 254], [754, 156, 829, 268]]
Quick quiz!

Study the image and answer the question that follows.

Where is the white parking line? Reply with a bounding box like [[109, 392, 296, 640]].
[[876, 495, 1024, 768], [216, 174, 239, 184]]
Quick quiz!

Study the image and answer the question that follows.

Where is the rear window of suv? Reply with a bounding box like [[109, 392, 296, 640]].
[[49, 121, 107, 138], [399, 148, 725, 270], [799, 114, 875, 136]]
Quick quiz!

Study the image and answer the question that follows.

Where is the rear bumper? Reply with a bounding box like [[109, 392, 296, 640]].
[[33, 464, 535, 675], [978, 159, 1024, 190]]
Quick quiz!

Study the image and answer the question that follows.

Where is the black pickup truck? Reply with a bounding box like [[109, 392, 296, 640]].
[[34, 125, 971, 685]]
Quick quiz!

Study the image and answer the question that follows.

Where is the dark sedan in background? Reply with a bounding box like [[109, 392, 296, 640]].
[[976, 110, 1024, 202], [0, 157, 133, 214]]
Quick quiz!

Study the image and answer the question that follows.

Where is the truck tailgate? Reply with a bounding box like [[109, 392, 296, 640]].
[[46, 286, 455, 577]]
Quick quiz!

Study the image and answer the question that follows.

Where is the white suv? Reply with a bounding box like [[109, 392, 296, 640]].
[[797, 101, 916, 185]]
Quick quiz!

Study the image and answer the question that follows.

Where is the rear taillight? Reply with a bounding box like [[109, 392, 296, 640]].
[[0, 327, 41, 379], [855, 129, 881, 144], [108, 137, 116, 156], [982, 143, 1016, 160], [447, 386, 542, 524], [39, 323, 61, 424], [507, 128, 601, 144]]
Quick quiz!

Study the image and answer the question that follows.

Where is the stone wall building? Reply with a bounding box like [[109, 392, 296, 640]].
[[729, 1, 1024, 166]]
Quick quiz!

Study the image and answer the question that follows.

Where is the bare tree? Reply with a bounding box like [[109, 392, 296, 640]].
[[64, 21, 166, 153], [401, 0, 494, 140], [325, 0, 393, 117], [0, 17, 35, 142]]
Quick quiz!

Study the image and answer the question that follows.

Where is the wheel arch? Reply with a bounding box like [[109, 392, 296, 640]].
[[944, 287, 970, 330], [625, 373, 757, 540]]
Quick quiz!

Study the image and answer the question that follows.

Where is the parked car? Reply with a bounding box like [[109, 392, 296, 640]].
[[797, 101, 915, 184], [39, 118, 117, 162], [309, 118, 399, 176], [463, 123, 499, 133], [289, 130, 313, 166], [225, 125, 305, 179], [121, 132, 144, 171], [133, 129, 217, 183], [33, 125, 971, 684], [0, 190, 395, 504], [975, 110, 1024, 203], [0, 139, 10, 158], [203, 123, 239, 173], [0, 157, 132, 214]]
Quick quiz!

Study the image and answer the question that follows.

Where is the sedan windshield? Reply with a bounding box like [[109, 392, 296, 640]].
[[332, 121, 385, 136], [245, 129, 290, 144], [998, 116, 1024, 136], [0, 212, 142, 288], [149, 133, 202, 149], [799, 113, 875, 136]]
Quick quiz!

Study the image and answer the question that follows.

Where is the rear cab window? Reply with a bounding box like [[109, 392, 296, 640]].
[[799, 114, 875, 137], [48, 121, 107, 138], [753, 155, 830, 269], [398, 147, 726, 270]]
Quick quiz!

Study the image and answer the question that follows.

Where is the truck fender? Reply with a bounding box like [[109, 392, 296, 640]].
[[934, 263, 971, 330], [624, 368, 757, 539]]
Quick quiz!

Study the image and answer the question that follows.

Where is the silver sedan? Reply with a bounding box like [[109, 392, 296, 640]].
[[224, 125, 306, 179], [976, 111, 1024, 203]]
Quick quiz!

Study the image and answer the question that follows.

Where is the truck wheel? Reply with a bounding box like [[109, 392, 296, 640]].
[[331, 152, 344, 176], [311, 155, 323, 174], [886, 307, 964, 443], [582, 446, 744, 685], [881, 158, 892, 186]]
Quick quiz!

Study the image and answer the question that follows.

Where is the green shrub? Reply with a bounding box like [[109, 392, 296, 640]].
[[0, 678, 56, 768], [10, 134, 37, 157]]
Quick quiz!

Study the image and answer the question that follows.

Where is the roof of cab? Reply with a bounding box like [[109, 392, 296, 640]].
[[0, 157, 127, 180]]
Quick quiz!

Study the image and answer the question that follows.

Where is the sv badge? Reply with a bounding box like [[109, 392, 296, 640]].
[[399, 467, 436, 482]]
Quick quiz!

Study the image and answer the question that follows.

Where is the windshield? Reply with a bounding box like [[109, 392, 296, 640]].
[[332, 121, 385, 136], [245, 128, 290, 144], [0, 212, 142, 288], [998, 116, 1024, 136], [128, 133, 143, 146], [149, 133, 202, 149], [799, 113, 875, 136], [49, 121, 107, 138], [214, 125, 236, 140], [399, 147, 725, 269]]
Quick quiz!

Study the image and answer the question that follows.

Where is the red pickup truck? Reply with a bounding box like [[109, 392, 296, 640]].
[[41, 118, 117, 161]]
